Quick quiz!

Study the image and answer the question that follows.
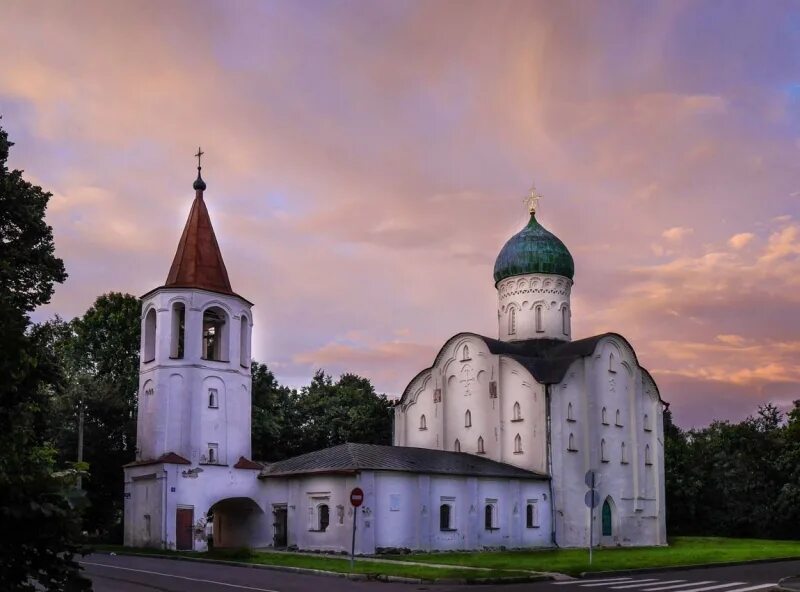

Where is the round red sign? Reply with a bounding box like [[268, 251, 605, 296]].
[[350, 487, 364, 507]]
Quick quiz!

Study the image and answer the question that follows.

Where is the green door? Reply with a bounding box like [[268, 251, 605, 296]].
[[602, 500, 612, 536]]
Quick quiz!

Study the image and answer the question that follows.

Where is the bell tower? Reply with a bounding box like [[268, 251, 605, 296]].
[[135, 153, 254, 466]]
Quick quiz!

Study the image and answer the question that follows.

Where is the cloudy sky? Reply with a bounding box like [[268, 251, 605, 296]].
[[2, 1, 799, 428]]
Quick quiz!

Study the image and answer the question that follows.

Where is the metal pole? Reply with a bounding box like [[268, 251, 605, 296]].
[[588, 472, 594, 566], [350, 508, 357, 571], [77, 399, 84, 490]]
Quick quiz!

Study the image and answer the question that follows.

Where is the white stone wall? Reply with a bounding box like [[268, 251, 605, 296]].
[[124, 462, 267, 550], [395, 334, 548, 474], [136, 287, 253, 465], [549, 335, 666, 548], [262, 470, 551, 554], [496, 273, 572, 342]]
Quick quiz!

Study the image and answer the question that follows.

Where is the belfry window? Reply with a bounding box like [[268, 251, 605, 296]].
[[509, 307, 517, 335], [477, 436, 485, 454], [419, 414, 427, 430], [514, 433, 523, 454], [202, 307, 228, 361], [239, 315, 249, 367], [535, 305, 543, 333], [170, 303, 185, 359], [465, 410, 472, 428], [143, 308, 157, 362]]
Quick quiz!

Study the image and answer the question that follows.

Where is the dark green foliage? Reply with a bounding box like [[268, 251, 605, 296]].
[[665, 401, 800, 540], [251, 367, 393, 461], [0, 121, 90, 590]]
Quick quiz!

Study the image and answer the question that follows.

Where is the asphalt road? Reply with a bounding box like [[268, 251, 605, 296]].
[[81, 554, 800, 592]]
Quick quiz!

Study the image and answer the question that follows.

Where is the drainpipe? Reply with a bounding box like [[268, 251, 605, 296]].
[[163, 467, 169, 549], [545, 384, 559, 548]]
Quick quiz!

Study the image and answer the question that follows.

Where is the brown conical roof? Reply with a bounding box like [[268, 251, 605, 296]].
[[165, 184, 233, 295]]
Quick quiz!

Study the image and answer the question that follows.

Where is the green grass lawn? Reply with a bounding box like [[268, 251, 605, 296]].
[[384, 536, 800, 576], [92, 545, 531, 582]]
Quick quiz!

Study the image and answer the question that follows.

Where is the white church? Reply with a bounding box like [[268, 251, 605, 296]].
[[123, 165, 667, 554]]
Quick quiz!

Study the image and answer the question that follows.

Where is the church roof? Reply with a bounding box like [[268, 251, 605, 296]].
[[494, 213, 574, 283], [164, 179, 234, 296], [259, 442, 548, 480]]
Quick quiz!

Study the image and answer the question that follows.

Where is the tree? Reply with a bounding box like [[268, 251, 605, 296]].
[[0, 121, 90, 589], [251, 362, 302, 461]]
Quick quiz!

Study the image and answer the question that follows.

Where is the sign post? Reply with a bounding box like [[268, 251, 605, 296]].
[[349, 487, 364, 571], [584, 470, 600, 566]]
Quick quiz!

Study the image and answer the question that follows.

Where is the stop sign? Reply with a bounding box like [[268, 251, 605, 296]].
[[350, 487, 364, 507]]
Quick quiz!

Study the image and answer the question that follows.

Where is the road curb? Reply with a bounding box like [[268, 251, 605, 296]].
[[92, 550, 555, 585], [581, 556, 800, 578]]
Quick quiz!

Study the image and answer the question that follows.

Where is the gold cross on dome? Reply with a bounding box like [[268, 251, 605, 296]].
[[525, 184, 541, 214]]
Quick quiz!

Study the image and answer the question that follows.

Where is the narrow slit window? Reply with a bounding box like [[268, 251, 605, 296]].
[[514, 433, 523, 454], [645, 444, 652, 466], [568, 433, 577, 451], [621, 441, 627, 464], [513, 401, 522, 421], [509, 307, 517, 335], [616, 409, 622, 427], [477, 436, 485, 454], [465, 410, 472, 428], [208, 388, 218, 409], [602, 407, 608, 424], [567, 402, 575, 421], [419, 414, 427, 430], [562, 305, 569, 335], [601, 438, 608, 462], [526, 501, 539, 528], [454, 439, 461, 452], [535, 305, 543, 333]]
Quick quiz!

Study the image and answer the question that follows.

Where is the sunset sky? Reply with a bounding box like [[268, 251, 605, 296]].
[[2, 1, 799, 428]]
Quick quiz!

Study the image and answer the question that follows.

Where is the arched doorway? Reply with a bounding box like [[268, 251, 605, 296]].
[[601, 499, 612, 537], [208, 497, 266, 549]]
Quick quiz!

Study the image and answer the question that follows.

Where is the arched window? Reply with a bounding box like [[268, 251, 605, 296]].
[[419, 414, 427, 430], [509, 307, 517, 335], [202, 307, 229, 361], [208, 388, 218, 409], [207, 443, 218, 464], [562, 305, 569, 335], [601, 438, 608, 462], [568, 433, 577, 451], [615, 409, 622, 426], [645, 444, 652, 466], [454, 439, 461, 452], [526, 501, 539, 528], [567, 402, 575, 421], [239, 315, 249, 367], [609, 352, 616, 372], [439, 503, 453, 530], [465, 410, 472, 428], [621, 442, 627, 464], [513, 401, 522, 421], [462, 344, 470, 360], [514, 433, 523, 454], [170, 303, 185, 359], [602, 407, 608, 424], [644, 414, 651, 431], [535, 305, 543, 333], [477, 436, 485, 454], [484, 503, 497, 530], [318, 504, 330, 532], [143, 308, 157, 362]]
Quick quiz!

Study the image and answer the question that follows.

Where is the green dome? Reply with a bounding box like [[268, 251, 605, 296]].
[[493, 214, 574, 284]]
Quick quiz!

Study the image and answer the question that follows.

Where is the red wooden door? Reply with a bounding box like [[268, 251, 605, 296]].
[[176, 508, 194, 550]]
